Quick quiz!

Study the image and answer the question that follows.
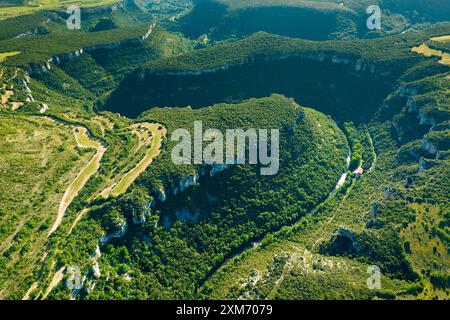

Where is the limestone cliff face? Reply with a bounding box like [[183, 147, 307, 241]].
[[398, 85, 418, 98], [399, 85, 440, 127], [99, 220, 128, 245], [27, 23, 156, 75], [170, 163, 236, 196], [91, 246, 102, 279], [146, 51, 392, 79], [141, 22, 157, 41], [15, 27, 48, 39], [173, 173, 200, 195], [155, 187, 167, 202], [132, 199, 155, 225], [320, 227, 362, 256], [147, 163, 236, 229], [209, 163, 231, 177], [21, 73, 34, 103], [27, 41, 134, 74], [175, 207, 201, 224], [394, 82, 448, 174], [418, 157, 439, 173], [421, 137, 439, 155]]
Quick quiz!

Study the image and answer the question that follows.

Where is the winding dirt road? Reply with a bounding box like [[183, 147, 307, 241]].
[[101, 123, 166, 198], [27, 120, 166, 299], [48, 126, 106, 236]]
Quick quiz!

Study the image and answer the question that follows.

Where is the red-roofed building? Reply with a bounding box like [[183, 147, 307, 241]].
[[353, 167, 364, 178]]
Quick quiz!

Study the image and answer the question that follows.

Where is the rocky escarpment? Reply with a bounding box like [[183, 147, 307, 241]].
[[20, 72, 34, 103], [421, 137, 439, 155], [172, 173, 200, 196], [146, 51, 393, 80], [96, 163, 230, 242], [265, 52, 391, 77], [0, 66, 38, 110], [132, 198, 155, 225], [99, 219, 128, 245], [113, 162, 234, 231], [179, 0, 359, 40], [169, 163, 235, 195], [27, 22, 157, 75], [391, 80, 449, 173], [320, 226, 417, 282], [154, 163, 234, 201], [15, 27, 48, 39], [111, 49, 394, 119], [400, 84, 446, 128]]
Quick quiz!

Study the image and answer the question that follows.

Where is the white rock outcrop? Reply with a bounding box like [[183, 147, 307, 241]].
[[100, 221, 128, 245], [421, 138, 438, 155]]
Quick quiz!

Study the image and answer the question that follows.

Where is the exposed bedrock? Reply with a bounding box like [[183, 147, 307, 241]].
[[179, 2, 359, 40], [26, 23, 156, 75], [105, 55, 392, 121]]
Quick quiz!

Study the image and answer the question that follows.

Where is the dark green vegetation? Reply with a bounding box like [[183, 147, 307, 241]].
[[105, 27, 450, 120], [0, 24, 150, 66], [201, 69, 450, 298], [0, 11, 57, 41], [0, 115, 94, 299], [28, 27, 193, 104], [178, 0, 450, 40], [48, 95, 348, 299], [0, 0, 448, 301], [179, 0, 352, 40]]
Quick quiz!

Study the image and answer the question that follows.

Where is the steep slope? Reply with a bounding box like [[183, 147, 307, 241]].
[[201, 110, 449, 299], [0, 19, 194, 113], [45, 95, 348, 299], [104, 28, 450, 120], [0, 1, 449, 301], [0, 115, 96, 299], [195, 34, 450, 300], [0, 10, 193, 300], [97, 29, 449, 300], [179, 0, 355, 40], [177, 0, 450, 40]]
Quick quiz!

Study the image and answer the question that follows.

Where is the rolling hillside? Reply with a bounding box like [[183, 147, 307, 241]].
[[0, 0, 448, 301]]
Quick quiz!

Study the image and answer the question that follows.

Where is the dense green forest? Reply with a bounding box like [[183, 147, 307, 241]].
[[0, 0, 448, 301], [46, 95, 348, 299], [178, 0, 450, 40], [104, 28, 450, 118]]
